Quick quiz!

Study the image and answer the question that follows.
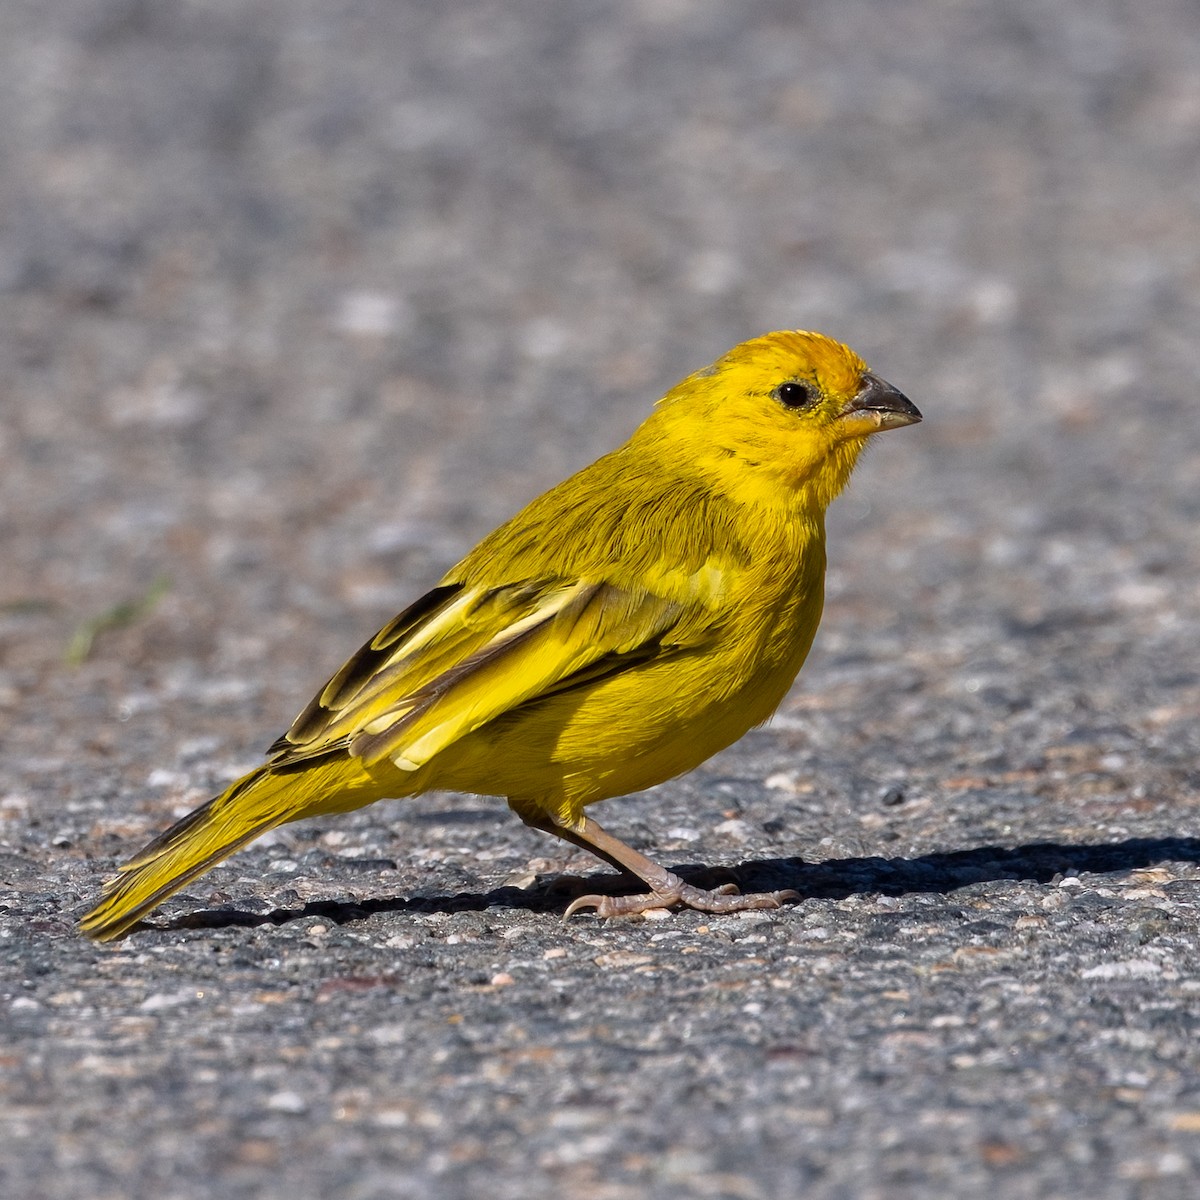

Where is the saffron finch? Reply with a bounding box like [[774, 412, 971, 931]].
[[80, 330, 920, 941]]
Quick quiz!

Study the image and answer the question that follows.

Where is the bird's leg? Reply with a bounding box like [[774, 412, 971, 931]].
[[518, 809, 798, 919], [519, 813, 639, 879]]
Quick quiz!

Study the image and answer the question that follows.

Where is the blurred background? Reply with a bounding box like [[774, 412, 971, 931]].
[[5, 2, 1197, 663], [3, 3, 1200, 1198]]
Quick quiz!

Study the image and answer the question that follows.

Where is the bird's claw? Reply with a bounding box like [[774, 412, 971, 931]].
[[562, 882, 799, 920]]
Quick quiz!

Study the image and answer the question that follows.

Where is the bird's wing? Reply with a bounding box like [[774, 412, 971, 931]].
[[266, 576, 699, 772]]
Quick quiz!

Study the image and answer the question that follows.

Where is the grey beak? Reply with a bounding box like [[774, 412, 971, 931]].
[[843, 373, 922, 430]]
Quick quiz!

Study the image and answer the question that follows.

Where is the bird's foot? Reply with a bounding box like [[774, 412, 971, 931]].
[[564, 880, 799, 919], [546, 862, 737, 900]]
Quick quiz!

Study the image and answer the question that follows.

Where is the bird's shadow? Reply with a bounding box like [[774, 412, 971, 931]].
[[153, 835, 1200, 936]]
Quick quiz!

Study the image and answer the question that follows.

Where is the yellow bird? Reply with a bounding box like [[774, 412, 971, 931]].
[[80, 330, 920, 941]]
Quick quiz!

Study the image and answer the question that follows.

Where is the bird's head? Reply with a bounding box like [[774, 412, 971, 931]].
[[644, 330, 920, 511]]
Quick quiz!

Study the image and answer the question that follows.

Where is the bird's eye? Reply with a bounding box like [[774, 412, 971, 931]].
[[775, 381, 817, 409]]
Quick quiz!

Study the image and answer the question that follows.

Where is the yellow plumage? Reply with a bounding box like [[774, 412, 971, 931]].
[[80, 330, 920, 941]]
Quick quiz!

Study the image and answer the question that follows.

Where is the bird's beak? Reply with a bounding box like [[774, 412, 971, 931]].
[[838, 373, 922, 436]]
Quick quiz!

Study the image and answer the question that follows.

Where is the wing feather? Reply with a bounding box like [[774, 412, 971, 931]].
[[268, 576, 696, 774], [269, 582, 466, 756]]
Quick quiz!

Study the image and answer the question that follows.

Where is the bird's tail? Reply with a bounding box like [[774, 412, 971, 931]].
[[79, 763, 344, 942]]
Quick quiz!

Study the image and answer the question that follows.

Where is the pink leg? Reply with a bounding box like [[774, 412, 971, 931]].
[[519, 810, 799, 919]]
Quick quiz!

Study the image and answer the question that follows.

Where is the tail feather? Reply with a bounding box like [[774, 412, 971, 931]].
[[80, 766, 298, 942]]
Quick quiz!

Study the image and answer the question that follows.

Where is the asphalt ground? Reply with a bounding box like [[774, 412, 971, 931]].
[[3, 3, 1200, 1198]]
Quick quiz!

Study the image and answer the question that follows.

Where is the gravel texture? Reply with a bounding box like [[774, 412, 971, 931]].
[[4, 3, 1200, 1198]]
